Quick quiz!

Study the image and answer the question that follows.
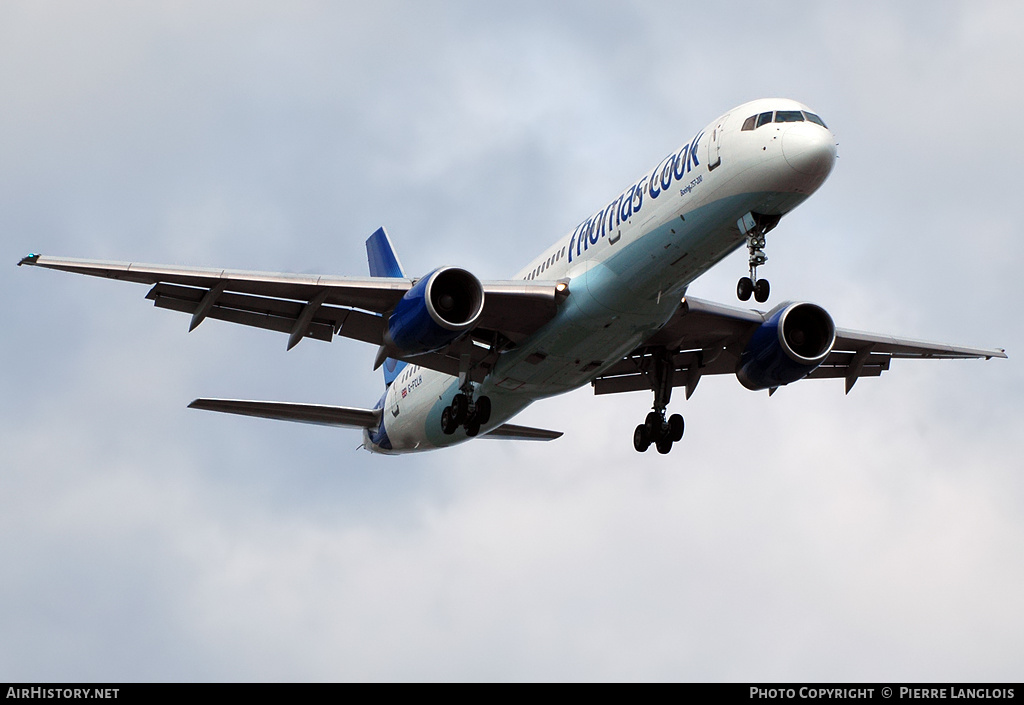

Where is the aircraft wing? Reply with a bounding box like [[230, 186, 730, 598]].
[[592, 296, 1007, 397], [18, 253, 561, 381]]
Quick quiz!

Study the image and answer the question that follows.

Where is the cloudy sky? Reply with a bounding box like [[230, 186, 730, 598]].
[[1, 0, 1021, 682]]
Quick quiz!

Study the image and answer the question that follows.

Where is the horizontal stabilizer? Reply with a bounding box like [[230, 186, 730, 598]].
[[188, 398, 380, 429], [483, 423, 563, 441]]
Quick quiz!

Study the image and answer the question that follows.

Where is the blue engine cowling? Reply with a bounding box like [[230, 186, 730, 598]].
[[385, 267, 485, 354], [736, 302, 836, 391]]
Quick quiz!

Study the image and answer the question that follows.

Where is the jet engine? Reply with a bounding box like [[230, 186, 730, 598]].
[[385, 267, 485, 354], [736, 302, 835, 391]]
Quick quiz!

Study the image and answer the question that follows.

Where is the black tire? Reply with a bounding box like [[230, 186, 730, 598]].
[[633, 424, 651, 452], [475, 396, 491, 425], [645, 411, 663, 440], [754, 278, 770, 303], [737, 277, 753, 301], [441, 407, 457, 435], [668, 414, 685, 442], [656, 438, 673, 454], [466, 418, 481, 437], [451, 393, 468, 424]]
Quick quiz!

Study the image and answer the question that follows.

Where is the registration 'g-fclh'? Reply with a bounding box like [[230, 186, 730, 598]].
[[19, 99, 1007, 455]]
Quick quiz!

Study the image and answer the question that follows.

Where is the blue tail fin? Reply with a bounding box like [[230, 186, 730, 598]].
[[380, 356, 406, 387], [366, 226, 406, 278], [366, 227, 407, 386]]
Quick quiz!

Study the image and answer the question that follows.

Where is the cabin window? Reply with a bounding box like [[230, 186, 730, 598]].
[[803, 111, 828, 128], [756, 111, 773, 128], [775, 110, 804, 123], [742, 115, 757, 131]]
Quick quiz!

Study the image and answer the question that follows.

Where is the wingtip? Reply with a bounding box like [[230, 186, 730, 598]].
[[17, 253, 39, 267]]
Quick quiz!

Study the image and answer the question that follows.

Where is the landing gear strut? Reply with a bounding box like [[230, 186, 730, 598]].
[[736, 213, 780, 304], [633, 349, 685, 454], [441, 389, 491, 436]]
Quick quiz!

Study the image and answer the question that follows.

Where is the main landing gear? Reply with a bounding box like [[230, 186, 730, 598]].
[[441, 349, 492, 437], [441, 390, 491, 437], [632, 349, 684, 454], [633, 411, 684, 455], [736, 213, 780, 304]]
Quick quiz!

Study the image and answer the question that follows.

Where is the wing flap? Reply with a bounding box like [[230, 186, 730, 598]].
[[806, 359, 889, 380], [188, 398, 380, 429], [145, 283, 386, 345], [592, 348, 739, 396]]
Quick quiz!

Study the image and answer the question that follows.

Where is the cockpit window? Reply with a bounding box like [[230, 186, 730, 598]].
[[775, 110, 804, 123], [803, 111, 828, 128], [741, 115, 757, 131], [756, 111, 773, 128]]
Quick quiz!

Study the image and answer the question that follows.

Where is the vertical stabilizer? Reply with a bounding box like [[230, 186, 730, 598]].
[[365, 226, 406, 279], [365, 227, 407, 386], [380, 356, 405, 387]]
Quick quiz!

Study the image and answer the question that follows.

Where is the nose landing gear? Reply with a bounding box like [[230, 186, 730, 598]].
[[736, 212, 780, 304], [632, 349, 685, 454]]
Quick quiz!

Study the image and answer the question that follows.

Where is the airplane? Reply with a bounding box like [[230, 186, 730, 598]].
[[18, 98, 1007, 455]]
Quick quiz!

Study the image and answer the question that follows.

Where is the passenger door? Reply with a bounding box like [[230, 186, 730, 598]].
[[707, 114, 729, 171]]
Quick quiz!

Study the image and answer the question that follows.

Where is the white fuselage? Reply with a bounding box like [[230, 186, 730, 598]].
[[366, 98, 837, 453]]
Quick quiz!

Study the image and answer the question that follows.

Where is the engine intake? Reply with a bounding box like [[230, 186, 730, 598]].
[[736, 302, 835, 391], [385, 267, 484, 354]]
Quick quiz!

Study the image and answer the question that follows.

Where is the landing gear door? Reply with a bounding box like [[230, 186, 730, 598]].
[[707, 114, 728, 171]]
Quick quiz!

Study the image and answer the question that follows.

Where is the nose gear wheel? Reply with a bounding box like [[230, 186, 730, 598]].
[[736, 213, 779, 303]]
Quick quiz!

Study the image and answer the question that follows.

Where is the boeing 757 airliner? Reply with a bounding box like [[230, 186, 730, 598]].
[[19, 98, 1006, 454]]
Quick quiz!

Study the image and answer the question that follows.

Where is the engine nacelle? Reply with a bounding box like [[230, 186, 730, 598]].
[[736, 302, 836, 391], [385, 267, 485, 354]]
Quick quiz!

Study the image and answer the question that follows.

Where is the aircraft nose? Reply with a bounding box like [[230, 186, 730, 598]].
[[782, 124, 837, 177]]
